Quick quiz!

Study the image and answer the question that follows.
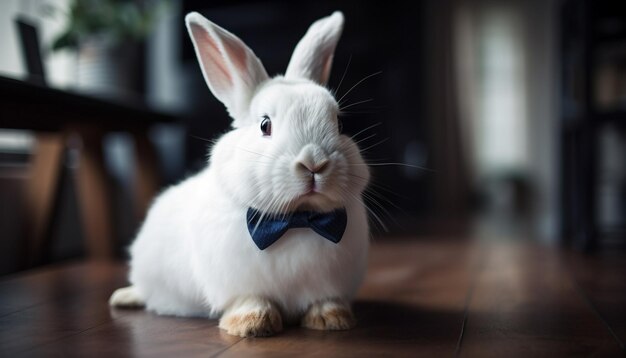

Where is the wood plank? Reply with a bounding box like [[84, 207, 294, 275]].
[[0, 239, 477, 357], [24, 310, 240, 358], [220, 239, 478, 357], [0, 262, 128, 356], [565, 249, 626, 350], [0, 262, 126, 316], [458, 241, 623, 357], [6, 239, 624, 357]]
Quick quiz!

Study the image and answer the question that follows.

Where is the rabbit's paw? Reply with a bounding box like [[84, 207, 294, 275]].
[[219, 297, 283, 337], [301, 298, 355, 331], [109, 286, 145, 308]]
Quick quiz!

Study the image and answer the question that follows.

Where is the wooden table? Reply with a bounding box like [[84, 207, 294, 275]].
[[0, 237, 624, 357], [0, 76, 175, 266]]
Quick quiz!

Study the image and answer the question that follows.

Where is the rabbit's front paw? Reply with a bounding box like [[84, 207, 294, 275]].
[[109, 286, 145, 308], [301, 298, 355, 331], [219, 297, 283, 337]]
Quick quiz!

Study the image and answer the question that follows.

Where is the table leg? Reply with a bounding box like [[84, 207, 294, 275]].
[[132, 131, 160, 224], [74, 129, 114, 259], [23, 133, 64, 267]]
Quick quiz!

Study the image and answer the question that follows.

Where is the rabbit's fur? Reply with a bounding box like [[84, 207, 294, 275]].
[[110, 11, 370, 337]]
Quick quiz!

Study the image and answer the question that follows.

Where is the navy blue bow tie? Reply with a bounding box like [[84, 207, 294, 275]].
[[246, 208, 347, 250]]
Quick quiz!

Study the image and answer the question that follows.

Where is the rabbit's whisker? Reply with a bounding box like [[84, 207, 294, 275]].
[[339, 98, 373, 111], [366, 187, 407, 214], [358, 137, 389, 153], [337, 70, 382, 105], [237, 146, 278, 160], [189, 134, 218, 144], [350, 162, 436, 173], [339, 109, 384, 116], [352, 133, 377, 147], [344, 190, 388, 232], [360, 189, 402, 228], [332, 54, 352, 97], [349, 122, 381, 141], [347, 173, 408, 200]]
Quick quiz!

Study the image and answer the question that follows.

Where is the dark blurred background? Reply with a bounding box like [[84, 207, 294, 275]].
[[0, 0, 624, 274]]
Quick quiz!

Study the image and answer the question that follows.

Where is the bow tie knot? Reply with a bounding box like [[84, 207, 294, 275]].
[[246, 208, 347, 250]]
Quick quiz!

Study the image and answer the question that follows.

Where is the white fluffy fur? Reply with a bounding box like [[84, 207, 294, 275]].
[[111, 11, 370, 328]]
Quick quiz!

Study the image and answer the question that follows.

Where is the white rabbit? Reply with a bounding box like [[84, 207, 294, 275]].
[[109, 11, 370, 338]]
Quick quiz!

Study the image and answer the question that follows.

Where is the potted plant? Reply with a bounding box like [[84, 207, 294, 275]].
[[46, 0, 165, 100]]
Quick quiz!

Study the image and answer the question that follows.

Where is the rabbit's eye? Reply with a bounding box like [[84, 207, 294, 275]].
[[260, 115, 272, 136]]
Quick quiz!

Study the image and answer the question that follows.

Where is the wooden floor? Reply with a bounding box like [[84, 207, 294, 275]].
[[0, 237, 624, 357]]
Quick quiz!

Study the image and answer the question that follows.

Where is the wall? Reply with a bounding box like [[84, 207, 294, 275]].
[[0, 0, 74, 87], [455, 0, 559, 241]]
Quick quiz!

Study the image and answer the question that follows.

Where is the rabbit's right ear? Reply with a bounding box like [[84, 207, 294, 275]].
[[185, 12, 269, 127]]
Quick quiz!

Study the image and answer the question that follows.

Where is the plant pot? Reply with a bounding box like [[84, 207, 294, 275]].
[[77, 36, 141, 101]]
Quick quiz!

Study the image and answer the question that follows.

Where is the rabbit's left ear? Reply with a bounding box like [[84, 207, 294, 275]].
[[285, 11, 344, 86]]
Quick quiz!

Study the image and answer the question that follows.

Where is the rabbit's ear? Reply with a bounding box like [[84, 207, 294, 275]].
[[285, 11, 344, 86], [186, 12, 269, 126]]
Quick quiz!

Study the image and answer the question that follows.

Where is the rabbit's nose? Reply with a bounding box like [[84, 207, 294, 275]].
[[294, 144, 330, 174], [297, 159, 329, 174]]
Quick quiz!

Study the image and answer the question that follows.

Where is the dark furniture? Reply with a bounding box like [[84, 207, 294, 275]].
[[0, 76, 175, 267], [560, 0, 626, 251]]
